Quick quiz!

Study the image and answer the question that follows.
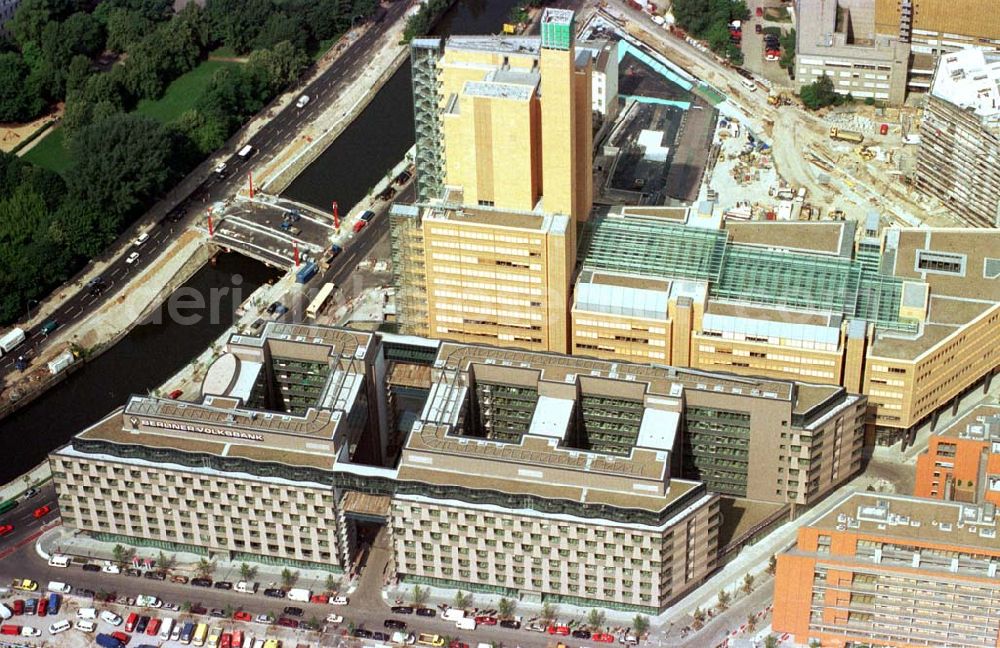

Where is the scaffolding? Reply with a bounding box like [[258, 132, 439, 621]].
[[389, 204, 429, 336], [579, 215, 917, 332], [411, 39, 446, 202]]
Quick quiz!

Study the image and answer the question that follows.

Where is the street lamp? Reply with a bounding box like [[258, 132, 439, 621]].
[[26, 299, 39, 322]]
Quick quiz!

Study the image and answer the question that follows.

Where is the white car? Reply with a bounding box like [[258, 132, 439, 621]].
[[20, 626, 40, 637], [296, 95, 310, 108], [102, 563, 121, 574], [48, 620, 71, 635], [134, 232, 149, 246], [136, 594, 162, 608], [100, 610, 123, 626], [214, 162, 227, 175], [75, 619, 96, 633], [125, 251, 140, 264], [330, 595, 349, 606], [325, 614, 343, 624]]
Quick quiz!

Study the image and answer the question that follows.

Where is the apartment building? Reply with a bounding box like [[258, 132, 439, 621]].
[[915, 404, 1000, 505], [577, 40, 620, 121], [795, 0, 910, 103], [915, 48, 1000, 228], [395, 9, 593, 352], [774, 491, 1000, 648], [570, 207, 1000, 446], [50, 323, 865, 610]]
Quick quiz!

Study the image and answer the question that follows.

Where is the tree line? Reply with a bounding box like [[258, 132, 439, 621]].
[[0, 0, 376, 326], [671, 0, 750, 65]]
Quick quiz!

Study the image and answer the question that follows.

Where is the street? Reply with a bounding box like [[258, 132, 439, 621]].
[[0, 0, 412, 380]]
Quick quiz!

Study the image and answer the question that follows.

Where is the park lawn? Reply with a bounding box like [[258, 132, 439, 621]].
[[136, 59, 241, 123], [22, 126, 72, 174]]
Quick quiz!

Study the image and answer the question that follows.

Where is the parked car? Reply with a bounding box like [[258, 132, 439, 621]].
[[143, 571, 166, 581], [475, 616, 497, 626], [593, 633, 616, 643], [102, 563, 121, 574], [262, 588, 286, 599], [233, 611, 252, 622], [169, 575, 189, 584], [500, 620, 521, 630], [10, 580, 37, 592], [190, 578, 213, 588], [391, 606, 414, 615], [548, 625, 571, 636], [276, 617, 299, 629], [254, 614, 274, 624], [414, 607, 434, 617], [213, 581, 233, 590], [210, 608, 227, 618], [573, 629, 592, 639], [384, 619, 407, 630], [0, 525, 13, 537], [282, 607, 303, 618], [82, 564, 101, 573]]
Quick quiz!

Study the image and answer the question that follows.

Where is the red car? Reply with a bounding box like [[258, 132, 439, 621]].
[[32, 505, 50, 519], [276, 617, 299, 628], [755, 6, 763, 16], [111, 630, 131, 644], [168, 389, 183, 399], [0, 525, 12, 536], [310, 594, 329, 604], [124, 612, 139, 632], [593, 633, 616, 643], [475, 616, 497, 625], [36, 598, 47, 617], [220, 633, 232, 648], [233, 611, 253, 622], [231, 630, 244, 648], [11, 600, 23, 615], [353, 220, 366, 233], [146, 618, 161, 636], [449, 642, 469, 648], [548, 625, 571, 636]]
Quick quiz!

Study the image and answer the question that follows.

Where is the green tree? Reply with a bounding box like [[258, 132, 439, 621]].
[[742, 572, 755, 595], [632, 615, 649, 636], [195, 558, 215, 579], [692, 607, 706, 630], [253, 12, 307, 52], [766, 554, 778, 575], [779, 28, 796, 69], [497, 598, 516, 619], [746, 614, 757, 633], [453, 590, 472, 609], [412, 585, 429, 606], [325, 574, 339, 592], [157, 552, 177, 572], [0, 52, 44, 121], [246, 40, 309, 94], [540, 602, 558, 624], [281, 568, 298, 589], [587, 609, 605, 629], [240, 563, 257, 581], [799, 75, 842, 110], [716, 589, 731, 612], [9, 0, 76, 49], [112, 543, 134, 567], [764, 635, 778, 648]]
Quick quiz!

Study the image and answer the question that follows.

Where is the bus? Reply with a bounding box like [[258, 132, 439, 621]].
[[0, 499, 15, 515], [306, 283, 336, 319]]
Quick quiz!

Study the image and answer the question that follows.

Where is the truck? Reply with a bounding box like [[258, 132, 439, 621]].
[[455, 618, 477, 630], [0, 328, 25, 356], [96, 633, 126, 648], [286, 588, 311, 602], [294, 261, 318, 285], [829, 127, 864, 144]]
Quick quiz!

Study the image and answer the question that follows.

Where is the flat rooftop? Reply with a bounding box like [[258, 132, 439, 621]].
[[930, 48, 1000, 130], [796, 0, 905, 62], [445, 35, 541, 57], [810, 491, 1000, 552], [423, 200, 558, 231], [724, 221, 855, 258], [934, 404, 1000, 442]]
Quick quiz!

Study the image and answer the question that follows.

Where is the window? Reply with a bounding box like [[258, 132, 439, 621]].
[[916, 250, 965, 276]]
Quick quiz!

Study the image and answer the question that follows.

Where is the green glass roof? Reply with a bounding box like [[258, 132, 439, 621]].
[[578, 216, 916, 332]]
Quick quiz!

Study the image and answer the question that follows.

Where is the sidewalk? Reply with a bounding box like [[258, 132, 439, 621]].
[[0, 462, 51, 504], [37, 526, 353, 596]]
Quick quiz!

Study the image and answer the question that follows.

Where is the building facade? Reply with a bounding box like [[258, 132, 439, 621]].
[[874, 0, 1000, 56], [914, 404, 1000, 505], [51, 324, 866, 612], [570, 208, 1000, 446], [915, 49, 1000, 228], [774, 491, 1000, 648]]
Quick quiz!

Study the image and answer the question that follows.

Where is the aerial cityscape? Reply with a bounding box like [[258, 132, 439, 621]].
[[0, 0, 997, 647]]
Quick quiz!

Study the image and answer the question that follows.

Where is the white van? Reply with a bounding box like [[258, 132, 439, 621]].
[[330, 595, 349, 606], [76, 607, 97, 620], [75, 619, 96, 633], [100, 610, 123, 626], [159, 617, 175, 641], [286, 588, 311, 602], [47, 581, 71, 594], [0, 603, 12, 620], [48, 555, 71, 568], [442, 609, 466, 621], [296, 95, 310, 109], [455, 618, 477, 630], [237, 145, 254, 158], [48, 620, 72, 635]]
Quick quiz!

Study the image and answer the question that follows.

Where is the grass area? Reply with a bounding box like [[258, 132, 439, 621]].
[[762, 26, 783, 37], [209, 45, 239, 59], [136, 59, 241, 123], [22, 126, 72, 174]]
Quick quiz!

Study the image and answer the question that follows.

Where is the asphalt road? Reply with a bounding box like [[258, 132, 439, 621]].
[[0, 482, 59, 557], [0, 0, 411, 380]]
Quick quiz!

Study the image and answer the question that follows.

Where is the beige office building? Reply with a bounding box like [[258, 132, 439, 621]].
[[395, 9, 593, 353], [571, 208, 1000, 446], [50, 323, 865, 611]]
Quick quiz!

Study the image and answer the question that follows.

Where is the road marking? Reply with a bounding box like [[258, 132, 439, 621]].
[[111, 268, 122, 277]]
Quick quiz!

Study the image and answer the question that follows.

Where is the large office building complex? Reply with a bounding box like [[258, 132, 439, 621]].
[[392, 8, 593, 353], [51, 323, 865, 611], [915, 48, 1000, 228], [874, 0, 1000, 56], [568, 208, 1000, 446], [773, 491, 1000, 648]]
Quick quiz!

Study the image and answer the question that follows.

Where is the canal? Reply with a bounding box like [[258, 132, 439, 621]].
[[0, 254, 280, 484], [0, 0, 524, 485], [282, 0, 524, 210]]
